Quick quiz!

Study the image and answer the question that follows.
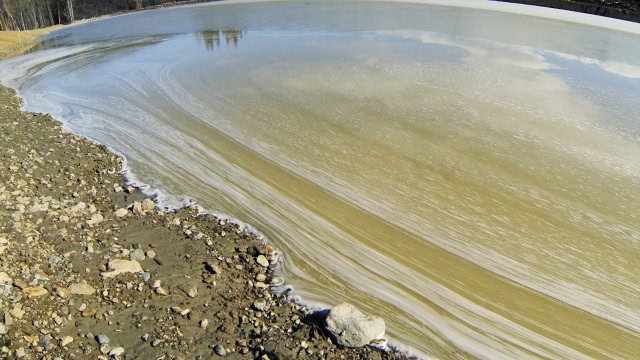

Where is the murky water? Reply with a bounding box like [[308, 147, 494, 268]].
[[2, 1, 640, 358]]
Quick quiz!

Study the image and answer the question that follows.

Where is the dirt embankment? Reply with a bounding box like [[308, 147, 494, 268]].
[[0, 58, 408, 360]]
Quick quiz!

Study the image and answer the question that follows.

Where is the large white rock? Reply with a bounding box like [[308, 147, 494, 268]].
[[324, 303, 385, 347], [101, 260, 143, 278]]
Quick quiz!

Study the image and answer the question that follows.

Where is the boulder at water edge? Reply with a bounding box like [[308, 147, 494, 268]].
[[324, 303, 385, 347]]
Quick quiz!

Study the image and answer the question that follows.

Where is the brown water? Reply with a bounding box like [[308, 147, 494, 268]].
[[2, 1, 640, 358]]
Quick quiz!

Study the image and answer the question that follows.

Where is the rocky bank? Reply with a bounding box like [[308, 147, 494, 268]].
[[0, 84, 409, 360]]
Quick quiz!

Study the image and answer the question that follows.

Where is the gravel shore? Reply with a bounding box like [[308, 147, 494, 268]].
[[0, 80, 410, 360]]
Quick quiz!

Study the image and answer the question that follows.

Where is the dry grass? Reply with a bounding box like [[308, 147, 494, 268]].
[[0, 25, 62, 60]]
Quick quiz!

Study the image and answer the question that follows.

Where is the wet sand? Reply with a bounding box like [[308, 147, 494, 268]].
[[0, 78, 407, 359]]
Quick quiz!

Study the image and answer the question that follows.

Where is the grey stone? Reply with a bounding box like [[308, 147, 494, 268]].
[[0, 323, 7, 335], [96, 334, 109, 345], [324, 303, 385, 348], [38, 335, 52, 351], [213, 344, 226, 356], [130, 248, 145, 261], [141, 272, 151, 282]]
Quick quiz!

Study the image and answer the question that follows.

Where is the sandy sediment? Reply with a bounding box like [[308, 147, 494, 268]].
[[0, 69, 408, 359]]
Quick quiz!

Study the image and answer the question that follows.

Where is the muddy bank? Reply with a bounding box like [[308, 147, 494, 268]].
[[0, 84, 409, 359], [498, 0, 640, 23]]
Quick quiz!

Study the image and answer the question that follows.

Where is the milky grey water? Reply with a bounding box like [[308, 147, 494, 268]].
[[2, 1, 640, 358]]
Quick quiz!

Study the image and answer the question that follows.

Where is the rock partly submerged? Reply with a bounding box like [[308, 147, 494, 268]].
[[324, 303, 386, 347]]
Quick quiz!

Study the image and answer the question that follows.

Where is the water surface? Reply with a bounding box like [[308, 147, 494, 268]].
[[2, 1, 640, 358]]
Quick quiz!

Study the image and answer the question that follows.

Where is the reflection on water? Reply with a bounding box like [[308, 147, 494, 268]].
[[197, 29, 246, 52], [2, 1, 640, 359]]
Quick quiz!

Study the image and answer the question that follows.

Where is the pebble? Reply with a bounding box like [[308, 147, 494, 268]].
[[10, 305, 24, 319], [38, 336, 52, 351], [256, 255, 269, 267], [200, 319, 208, 329], [23, 286, 48, 298], [60, 336, 73, 347], [146, 250, 156, 259], [0, 272, 11, 285], [86, 212, 104, 226], [130, 248, 145, 261], [4, 311, 13, 325], [69, 281, 96, 295], [141, 198, 155, 211], [213, 344, 226, 356], [141, 272, 151, 282], [185, 285, 197, 298], [114, 208, 128, 218], [253, 298, 267, 311], [82, 308, 96, 317], [205, 261, 221, 274], [0, 323, 7, 335], [96, 334, 109, 345], [56, 287, 70, 298], [108, 347, 125, 357], [155, 287, 167, 296]]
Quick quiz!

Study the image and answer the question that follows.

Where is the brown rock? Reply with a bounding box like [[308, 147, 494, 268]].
[[23, 286, 48, 298]]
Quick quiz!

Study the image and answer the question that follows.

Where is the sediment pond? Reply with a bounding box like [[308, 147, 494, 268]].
[[2, 1, 640, 358]]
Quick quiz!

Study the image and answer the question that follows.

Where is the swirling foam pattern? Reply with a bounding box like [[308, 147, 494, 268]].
[[2, 1, 640, 358]]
